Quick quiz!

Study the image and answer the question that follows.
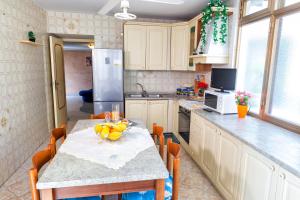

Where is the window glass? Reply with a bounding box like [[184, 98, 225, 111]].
[[244, 0, 269, 15], [236, 19, 270, 113], [268, 12, 300, 125], [278, 0, 300, 8]]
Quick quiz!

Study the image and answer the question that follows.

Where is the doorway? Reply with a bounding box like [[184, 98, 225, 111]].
[[49, 35, 94, 128]]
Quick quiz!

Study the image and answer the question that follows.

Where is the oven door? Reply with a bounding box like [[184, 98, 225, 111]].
[[178, 106, 190, 144]]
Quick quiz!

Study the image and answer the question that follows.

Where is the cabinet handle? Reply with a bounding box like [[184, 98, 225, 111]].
[[269, 165, 275, 171], [280, 173, 286, 180]]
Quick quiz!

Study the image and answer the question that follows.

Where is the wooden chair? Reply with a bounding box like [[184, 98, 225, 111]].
[[50, 124, 67, 154], [122, 139, 181, 200], [29, 144, 55, 200], [166, 138, 181, 200], [152, 123, 165, 160], [90, 112, 124, 119]]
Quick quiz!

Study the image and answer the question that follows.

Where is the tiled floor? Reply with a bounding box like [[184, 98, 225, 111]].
[[0, 96, 223, 200]]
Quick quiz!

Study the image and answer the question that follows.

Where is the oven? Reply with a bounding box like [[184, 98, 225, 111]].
[[178, 106, 191, 144]]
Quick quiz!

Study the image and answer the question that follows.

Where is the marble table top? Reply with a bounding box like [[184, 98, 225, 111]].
[[194, 109, 300, 178], [36, 120, 169, 189]]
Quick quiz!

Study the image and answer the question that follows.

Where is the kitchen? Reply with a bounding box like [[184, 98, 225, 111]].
[[1, 0, 300, 200]]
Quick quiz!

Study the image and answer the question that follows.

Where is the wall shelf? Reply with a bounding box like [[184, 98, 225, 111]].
[[19, 40, 43, 46], [190, 54, 229, 64]]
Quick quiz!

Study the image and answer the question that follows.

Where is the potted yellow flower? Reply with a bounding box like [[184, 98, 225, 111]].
[[235, 91, 251, 118]]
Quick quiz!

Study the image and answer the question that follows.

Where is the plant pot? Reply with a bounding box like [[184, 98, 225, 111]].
[[237, 105, 248, 118]]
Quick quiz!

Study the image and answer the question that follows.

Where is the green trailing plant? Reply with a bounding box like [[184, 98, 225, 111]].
[[28, 31, 36, 42], [200, 0, 228, 53]]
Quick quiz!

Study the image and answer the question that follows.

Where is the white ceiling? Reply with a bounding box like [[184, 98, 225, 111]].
[[33, 0, 208, 20]]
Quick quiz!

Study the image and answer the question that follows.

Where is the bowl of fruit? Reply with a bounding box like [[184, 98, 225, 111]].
[[94, 120, 129, 141]]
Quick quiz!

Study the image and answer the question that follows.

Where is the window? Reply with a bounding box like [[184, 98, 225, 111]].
[[237, 19, 270, 113], [238, 0, 300, 132], [244, 0, 269, 15], [268, 12, 300, 125]]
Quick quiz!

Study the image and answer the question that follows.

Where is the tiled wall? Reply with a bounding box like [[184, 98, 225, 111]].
[[125, 71, 197, 93], [0, 0, 50, 185]]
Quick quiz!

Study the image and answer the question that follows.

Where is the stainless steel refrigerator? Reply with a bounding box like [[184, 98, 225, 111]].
[[92, 49, 124, 114]]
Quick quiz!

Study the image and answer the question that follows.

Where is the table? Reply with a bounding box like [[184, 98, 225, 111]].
[[37, 120, 169, 200]]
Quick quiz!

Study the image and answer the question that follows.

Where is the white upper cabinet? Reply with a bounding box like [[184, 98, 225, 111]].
[[171, 24, 189, 71], [238, 146, 277, 200], [146, 26, 169, 70], [216, 130, 241, 200], [276, 167, 300, 200], [124, 25, 147, 70], [147, 100, 168, 132]]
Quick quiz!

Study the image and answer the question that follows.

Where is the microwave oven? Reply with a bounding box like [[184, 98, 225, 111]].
[[204, 90, 237, 114]]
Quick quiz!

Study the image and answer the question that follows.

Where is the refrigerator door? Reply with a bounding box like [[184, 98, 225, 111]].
[[94, 102, 124, 115], [93, 49, 123, 102]]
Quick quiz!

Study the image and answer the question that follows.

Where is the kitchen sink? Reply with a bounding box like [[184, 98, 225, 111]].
[[127, 94, 143, 98], [147, 94, 162, 98]]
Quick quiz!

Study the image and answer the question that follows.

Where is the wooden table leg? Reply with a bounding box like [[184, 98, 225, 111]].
[[155, 179, 165, 200], [40, 189, 55, 200]]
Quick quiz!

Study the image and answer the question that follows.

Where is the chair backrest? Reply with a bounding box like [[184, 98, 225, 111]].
[[90, 112, 124, 119], [152, 123, 165, 160], [167, 138, 180, 200], [29, 144, 55, 200], [50, 124, 66, 154]]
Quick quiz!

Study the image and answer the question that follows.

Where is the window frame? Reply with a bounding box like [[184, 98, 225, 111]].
[[237, 0, 300, 133]]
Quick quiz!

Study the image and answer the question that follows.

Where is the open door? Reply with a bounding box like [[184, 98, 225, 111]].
[[49, 36, 67, 128]]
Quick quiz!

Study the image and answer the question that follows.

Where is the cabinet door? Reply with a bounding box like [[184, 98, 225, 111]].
[[172, 100, 179, 134], [124, 25, 146, 70], [147, 100, 168, 132], [189, 121, 204, 164], [202, 120, 218, 180], [216, 130, 241, 200], [238, 146, 277, 200], [276, 168, 300, 200], [125, 100, 147, 125], [146, 26, 169, 70], [171, 25, 189, 71]]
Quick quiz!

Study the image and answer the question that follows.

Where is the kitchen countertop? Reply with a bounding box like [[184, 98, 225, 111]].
[[125, 93, 204, 101], [193, 109, 300, 178], [36, 120, 168, 189]]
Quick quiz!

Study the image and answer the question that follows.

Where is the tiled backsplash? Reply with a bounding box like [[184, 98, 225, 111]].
[[0, 0, 51, 185], [125, 71, 196, 93]]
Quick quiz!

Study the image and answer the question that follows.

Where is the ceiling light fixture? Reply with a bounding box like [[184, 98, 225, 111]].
[[141, 0, 184, 5], [114, 0, 137, 20]]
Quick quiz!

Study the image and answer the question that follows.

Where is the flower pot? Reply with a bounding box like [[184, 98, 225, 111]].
[[237, 105, 248, 118]]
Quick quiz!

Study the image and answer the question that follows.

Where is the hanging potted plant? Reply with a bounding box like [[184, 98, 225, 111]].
[[199, 0, 228, 54], [235, 91, 251, 118]]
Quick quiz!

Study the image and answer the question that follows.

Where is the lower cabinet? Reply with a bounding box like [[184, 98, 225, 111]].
[[147, 100, 168, 132], [125, 100, 148, 125], [202, 120, 219, 180], [276, 167, 300, 200], [238, 146, 277, 200], [216, 130, 241, 200], [125, 99, 168, 132], [184, 111, 300, 200]]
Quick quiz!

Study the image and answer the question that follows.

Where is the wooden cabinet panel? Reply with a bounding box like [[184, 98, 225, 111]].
[[276, 168, 300, 200], [146, 26, 169, 70], [147, 100, 168, 132], [125, 100, 147, 125], [202, 120, 218, 180], [238, 146, 277, 200], [124, 25, 146, 70], [216, 130, 241, 200], [189, 122, 204, 164], [171, 24, 189, 71]]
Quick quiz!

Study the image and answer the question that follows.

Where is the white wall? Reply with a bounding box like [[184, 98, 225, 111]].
[[0, 0, 50, 185]]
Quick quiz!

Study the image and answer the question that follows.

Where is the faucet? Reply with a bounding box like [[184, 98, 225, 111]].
[[136, 82, 148, 97]]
